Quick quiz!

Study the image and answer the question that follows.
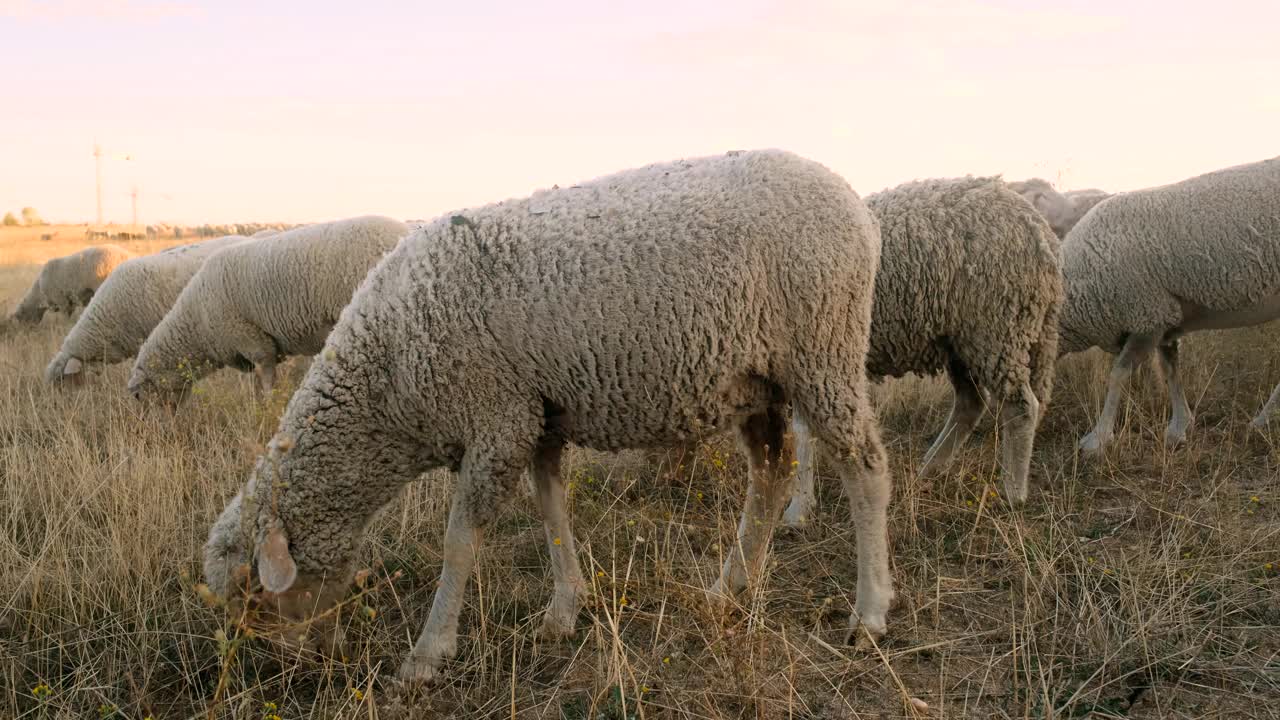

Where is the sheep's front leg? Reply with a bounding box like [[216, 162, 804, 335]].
[[781, 417, 819, 527], [253, 357, 277, 400], [398, 435, 534, 684], [1252, 382, 1280, 429], [398, 496, 480, 683], [711, 407, 793, 602], [531, 441, 585, 639], [1079, 334, 1156, 457], [1159, 339, 1193, 446]]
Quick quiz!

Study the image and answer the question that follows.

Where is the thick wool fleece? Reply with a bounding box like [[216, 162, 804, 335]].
[[1008, 178, 1111, 240], [128, 215, 408, 397], [204, 149, 885, 600], [12, 244, 134, 324], [45, 235, 251, 381], [1059, 156, 1280, 355], [866, 176, 1063, 405]]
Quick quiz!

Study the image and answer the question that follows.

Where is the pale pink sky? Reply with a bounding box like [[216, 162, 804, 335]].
[[2, 0, 1277, 224]]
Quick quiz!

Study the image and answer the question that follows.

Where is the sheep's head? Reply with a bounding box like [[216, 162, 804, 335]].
[[127, 359, 194, 405], [46, 355, 87, 386], [204, 450, 351, 657], [12, 291, 46, 324]]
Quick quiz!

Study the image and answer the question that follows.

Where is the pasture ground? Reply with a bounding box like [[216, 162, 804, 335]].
[[2, 233, 1277, 719]]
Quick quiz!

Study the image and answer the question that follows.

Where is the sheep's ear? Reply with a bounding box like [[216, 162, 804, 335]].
[[258, 526, 298, 593], [63, 357, 83, 376]]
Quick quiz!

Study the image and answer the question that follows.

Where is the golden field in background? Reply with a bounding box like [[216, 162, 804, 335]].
[[1, 234, 1277, 719]]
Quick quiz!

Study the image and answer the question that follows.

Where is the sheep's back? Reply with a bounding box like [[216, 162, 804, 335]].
[[325, 150, 880, 451], [865, 177, 1062, 379]]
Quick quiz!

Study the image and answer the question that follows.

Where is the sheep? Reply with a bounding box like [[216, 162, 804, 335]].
[[128, 215, 409, 401], [781, 177, 1062, 525], [1008, 178, 1112, 239], [201, 149, 893, 683], [45, 234, 253, 383], [11, 244, 134, 324], [1059, 156, 1280, 455]]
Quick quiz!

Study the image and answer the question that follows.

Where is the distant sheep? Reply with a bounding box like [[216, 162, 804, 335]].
[[128, 215, 408, 400], [1009, 178, 1112, 239], [11, 245, 134, 324], [201, 150, 892, 683], [1060, 156, 1280, 454], [783, 176, 1061, 525], [45, 235, 252, 383]]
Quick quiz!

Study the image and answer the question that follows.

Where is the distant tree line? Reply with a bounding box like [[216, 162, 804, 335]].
[[2, 207, 45, 226]]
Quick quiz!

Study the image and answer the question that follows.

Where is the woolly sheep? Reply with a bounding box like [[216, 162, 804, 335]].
[[1060, 156, 1280, 455], [11, 245, 134, 324], [782, 177, 1061, 525], [201, 150, 893, 683], [128, 215, 409, 400], [45, 235, 253, 383], [1009, 178, 1112, 239]]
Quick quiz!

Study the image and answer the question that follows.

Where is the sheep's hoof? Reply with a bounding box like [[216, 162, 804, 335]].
[[1077, 431, 1109, 458], [536, 612, 577, 641], [1164, 428, 1189, 448], [781, 500, 811, 528], [999, 482, 1028, 508], [846, 614, 888, 652], [395, 653, 442, 685], [704, 581, 738, 617], [1249, 414, 1272, 431]]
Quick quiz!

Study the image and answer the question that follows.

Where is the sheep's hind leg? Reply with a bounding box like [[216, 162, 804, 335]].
[[821, 414, 893, 648], [996, 383, 1041, 505], [1079, 334, 1156, 457], [1159, 338, 1194, 446], [918, 355, 985, 480], [531, 440, 586, 640], [710, 406, 794, 603], [781, 416, 819, 527], [399, 432, 536, 684]]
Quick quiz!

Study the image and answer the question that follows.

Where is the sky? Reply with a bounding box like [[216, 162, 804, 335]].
[[1, 0, 1278, 225]]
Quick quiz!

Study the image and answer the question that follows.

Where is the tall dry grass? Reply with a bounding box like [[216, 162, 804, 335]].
[[1, 236, 1277, 719]]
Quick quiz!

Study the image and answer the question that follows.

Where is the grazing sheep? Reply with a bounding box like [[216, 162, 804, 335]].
[[202, 150, 892, 683], [782, 177, 1062, 525], [1060, 156, 1280, 454], [11, 245, 134, 324], [45, 235, 253, 383], [128, 215, 408, 400], [1009, 178, 1112, 239]]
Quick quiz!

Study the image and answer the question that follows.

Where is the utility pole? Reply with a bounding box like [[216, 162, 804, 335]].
[[94, 142, 104, 225], [130, 185, 139, 226]]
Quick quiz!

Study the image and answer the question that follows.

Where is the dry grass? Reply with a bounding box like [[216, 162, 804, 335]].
[[2, 236, 1277, 719]]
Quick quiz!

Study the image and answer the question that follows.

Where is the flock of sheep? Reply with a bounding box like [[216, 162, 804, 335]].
[[9, 149, 1280, 684]]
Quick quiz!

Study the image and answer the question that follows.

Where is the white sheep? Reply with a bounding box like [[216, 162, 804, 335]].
[[1060, 156, 1280, 454], [11, 244, 134, 324], [202, 150, 892, 683], [127, 215, 409, 400], [1008, 178, 1112, 239], [45, 235, 253, 383], [782, 176, 1061, 524]]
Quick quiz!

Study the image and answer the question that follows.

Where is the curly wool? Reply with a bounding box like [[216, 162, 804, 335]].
[[45, 235, 252, 382], [129, 215, 409, 397], [204, 149, 884, 595], [1008, 178, 1112, 239], [865, 176, 1062, 402], [1059, 156, 1280, 355], [11, 244, 134, 324]]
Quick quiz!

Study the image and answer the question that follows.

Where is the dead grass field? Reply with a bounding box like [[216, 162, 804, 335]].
[[1, 234, 1277, 719]]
